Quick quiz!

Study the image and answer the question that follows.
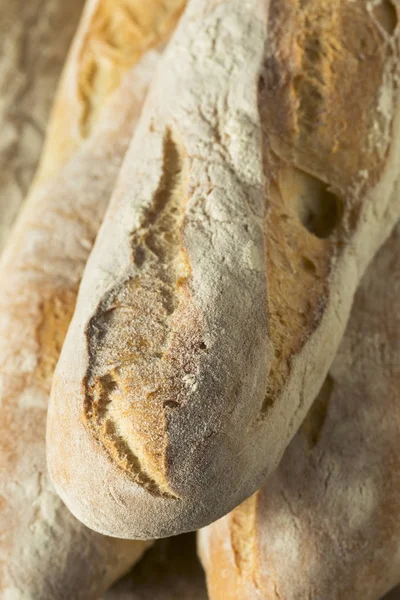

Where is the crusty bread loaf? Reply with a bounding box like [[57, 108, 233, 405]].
[[199, 223, 400, 599], [0, 0, 84, 254], [0, 0, 186, 596], [105, 533, 208, 600], [35, 0, 186, 185], [47, 0, 400, 539], [0, 62, 155, 600]]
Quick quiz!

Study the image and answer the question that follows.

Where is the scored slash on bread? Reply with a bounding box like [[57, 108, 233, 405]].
[[47, 0, 400, 539], [35, 0, 186, 186], [0, 0, 186, 597], [198, 222, 400, 600]]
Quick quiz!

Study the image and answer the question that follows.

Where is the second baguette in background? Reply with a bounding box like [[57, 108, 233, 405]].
[[0, 59, 154, 600], [199, 223, 400, 600]]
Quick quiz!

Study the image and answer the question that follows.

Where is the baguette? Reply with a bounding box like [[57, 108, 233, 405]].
[[0, 1, 185, 596], [199, 224, 400, 600], [35, 0, 186, 185], [0, 61, 153, 600], [106, 533, 208, 600], [47, 0, 400, 538], [0, 0, 84, 254]]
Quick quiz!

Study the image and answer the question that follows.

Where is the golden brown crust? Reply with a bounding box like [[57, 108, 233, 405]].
[[47, 0, 400, 539], [36, 290, 77, 386], [36, 0, 186, 183], [200, 223, 400, 599], [83, 129, 198, 496], [0, 0, 185, 594], [262, 0, 397, 191], [259, 0, 400, 416], [0, 71, 152, 597], [78, 0, 185, 135]]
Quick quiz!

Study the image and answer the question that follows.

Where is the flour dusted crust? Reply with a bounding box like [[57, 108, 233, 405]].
[[199, 223, 400, 600], [35, 0, 186, 184], [0, 0, 185, 594], [47, 0, 400, 538], [0, 69, 153, 600], [0, 0, 83, 254], [0, 67, 157, 600]]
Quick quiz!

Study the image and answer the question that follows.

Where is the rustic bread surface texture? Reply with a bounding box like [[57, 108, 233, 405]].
[[0, 0, 84, 253], [0, 64, 154, 600], [199, 222, 400, 599], [47, 0, 400, 538], [0, 0, 187, 595], [35, 0, 185, 185]]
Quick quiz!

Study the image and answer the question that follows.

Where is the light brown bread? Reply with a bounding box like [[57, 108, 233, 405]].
[[105, 533, 208, 600], [0, 0, 84, 254], [0, 0, 186, 596], [47, 0, 400, 539], [199, 223, 400, 599], [0, 69, 154, 598], [35, 0, 186, 185]]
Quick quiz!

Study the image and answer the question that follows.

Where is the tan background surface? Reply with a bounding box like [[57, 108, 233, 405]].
[[0, 0, 84, 253]]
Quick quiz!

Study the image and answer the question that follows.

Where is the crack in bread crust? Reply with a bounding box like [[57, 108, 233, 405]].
[[84, 129, 205, 497], [78, 0, 186, 135], [230, 494, 259, 577], [257, 0, 400, 418]]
